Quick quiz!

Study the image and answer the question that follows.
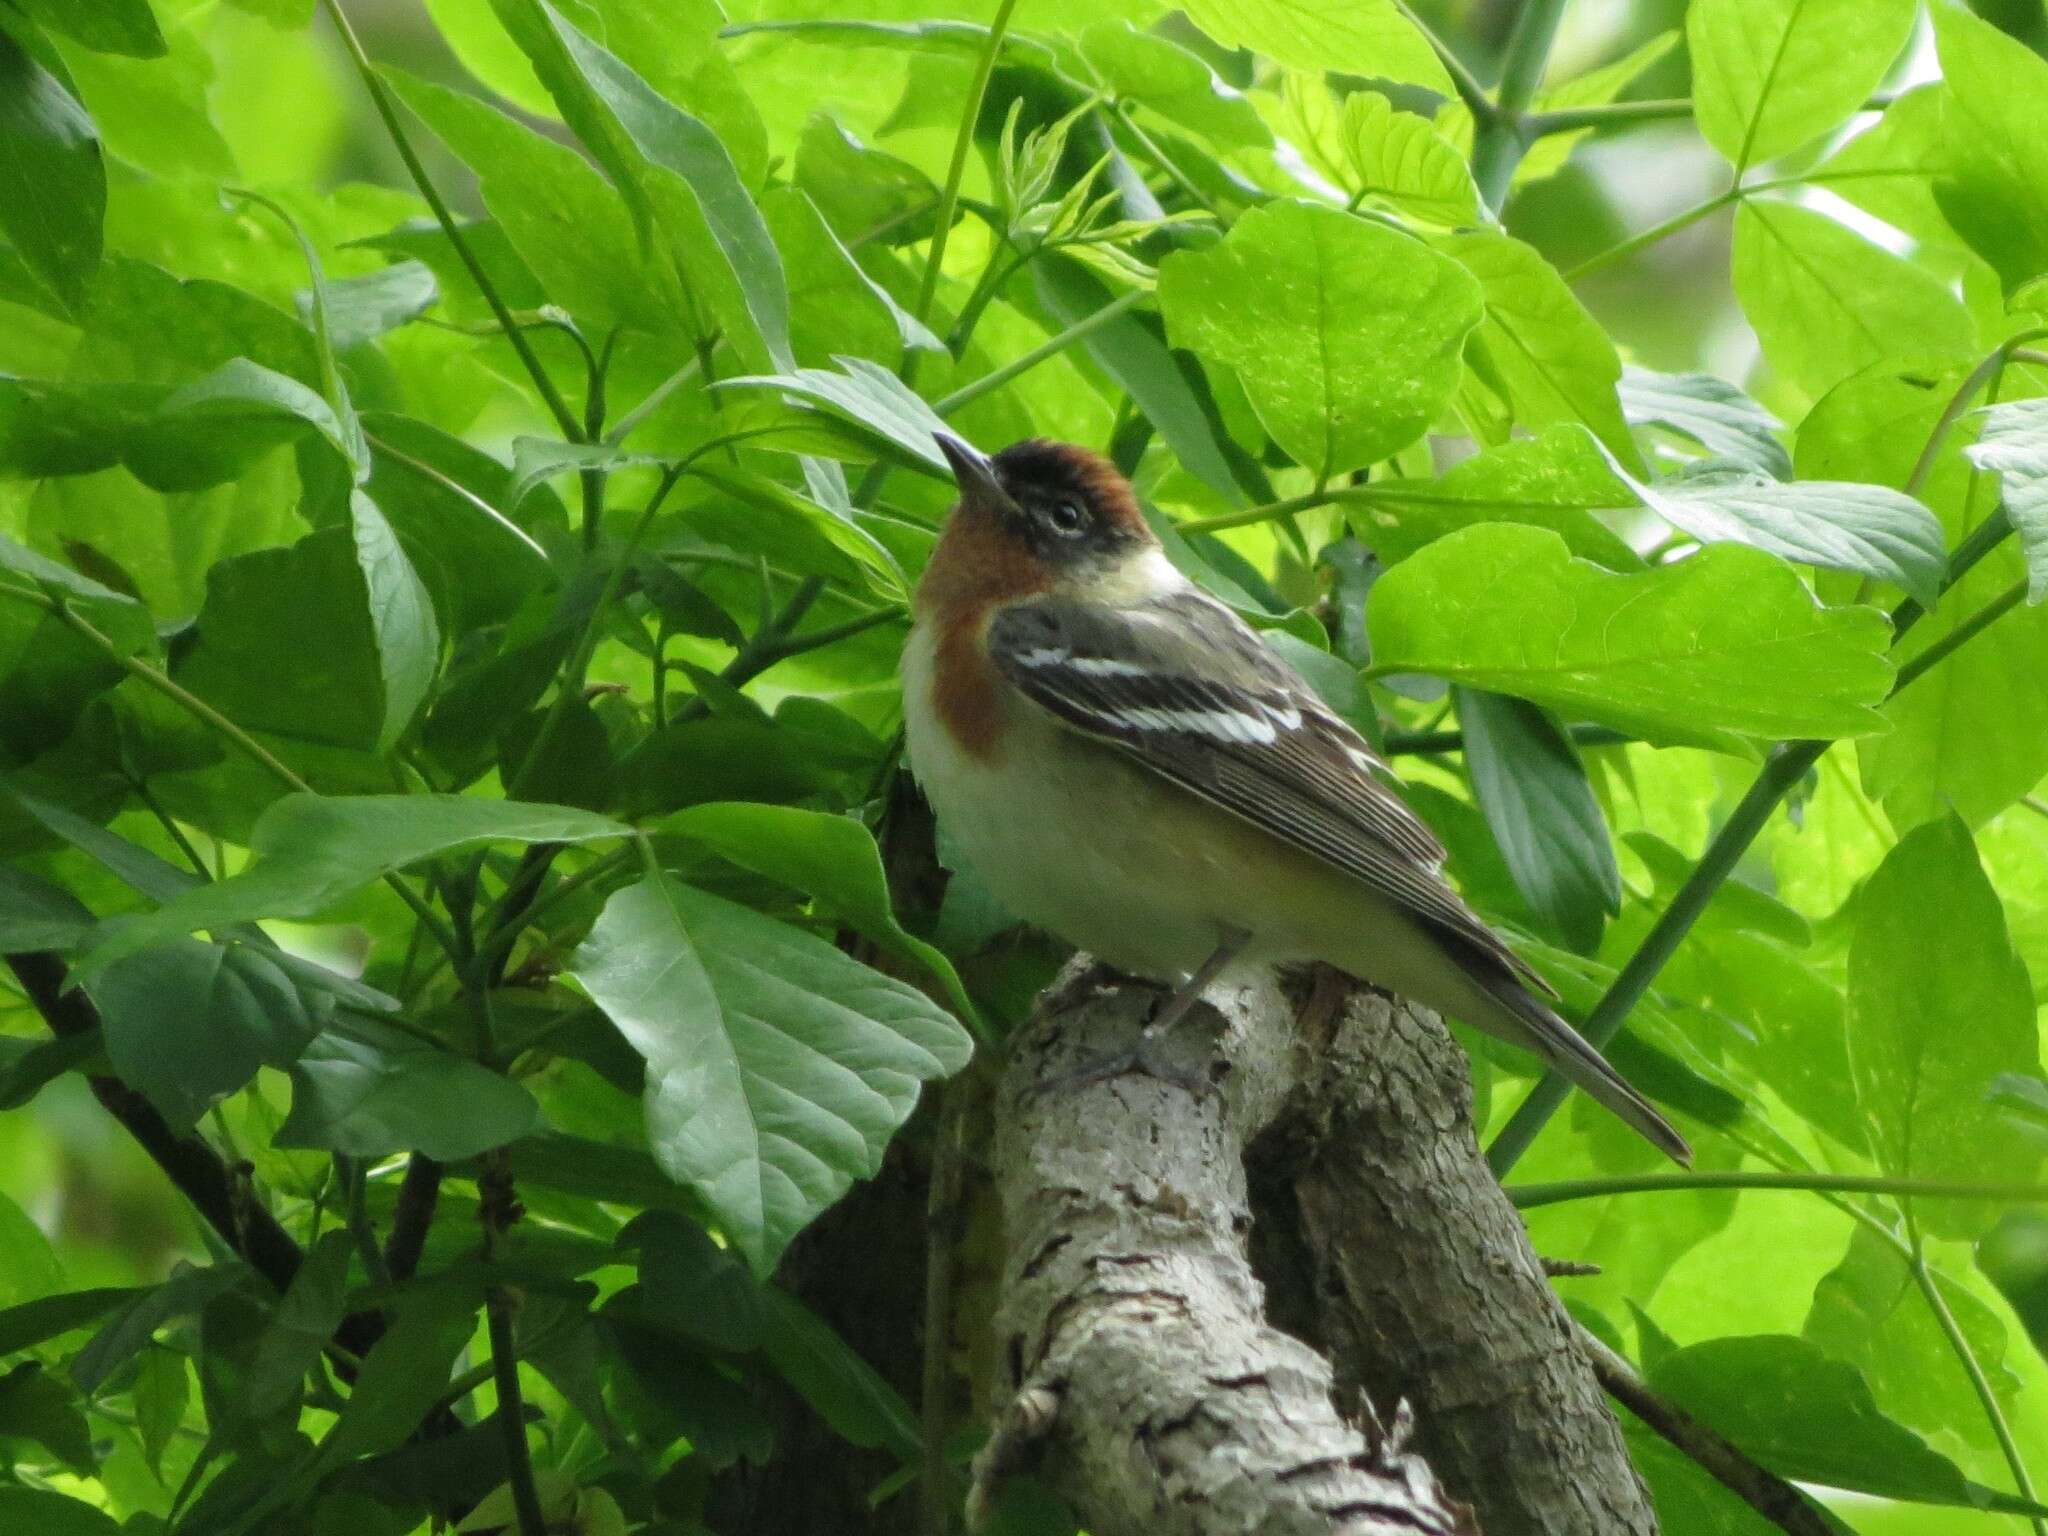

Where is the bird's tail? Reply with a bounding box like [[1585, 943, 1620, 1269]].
[[1465, 972, 1692, 1165]]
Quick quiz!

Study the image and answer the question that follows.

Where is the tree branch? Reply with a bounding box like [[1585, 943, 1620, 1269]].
[[966, 966, 1638, 1531], [1575, 1324, 1834, 1536]]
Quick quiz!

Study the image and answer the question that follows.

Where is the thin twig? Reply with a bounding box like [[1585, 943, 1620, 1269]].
[[1511, 1170, 2048, 1210], [317, 0, 582, 442], [383, 1153, 443, 1282], [481, 1151, 548, 1536], [910, 0, 1018, 333], [1576, 1324, 1834, 1536]]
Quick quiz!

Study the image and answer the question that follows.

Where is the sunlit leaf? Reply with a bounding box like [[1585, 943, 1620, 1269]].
[[1688, 0, 1915, 170]]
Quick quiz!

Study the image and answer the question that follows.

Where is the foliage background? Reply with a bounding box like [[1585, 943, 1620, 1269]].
[[6, 0, 2048, 1532]]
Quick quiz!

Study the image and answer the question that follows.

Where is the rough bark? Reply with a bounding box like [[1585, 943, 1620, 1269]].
[[970, 962, 1474, 1535], [1246, 984, 1660, 1536]]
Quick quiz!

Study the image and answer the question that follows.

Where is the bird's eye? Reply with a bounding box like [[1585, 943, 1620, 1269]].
[[1044, 498, 1087, 535]]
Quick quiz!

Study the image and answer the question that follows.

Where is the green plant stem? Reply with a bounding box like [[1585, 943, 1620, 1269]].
[[1487, 335, 2039, 1177], [1176, 483, 1358, 535], [910, 0, 1018, 334], [1891, 577, 2028, 694], [1509, 1170, 2048, 1210], [1472, 0, 1566, 210], [485, 1283, 548, 1536], [1386, 722, 1634, 757], [16, 590, 464, 963], [1393, 1, 1494, 125], [1527, 91, 1899, 137], [1112, 101, 1215, 214], [471, 846, 635, 992], [669, 575, 833, 727], [1905, 1220, 2047, 1534], [317, 0, 582, 444], [935, 287, 1147, 415]]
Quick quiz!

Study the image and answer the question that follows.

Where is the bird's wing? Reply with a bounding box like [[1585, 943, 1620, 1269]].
[[986, 588, 1551, 993]]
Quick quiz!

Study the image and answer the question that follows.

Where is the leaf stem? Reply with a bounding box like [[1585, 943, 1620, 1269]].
[[1566, 187, 1738, 280], [1527, 90, 1900, 137], [936, 286, 1147, 415], [1394, 1, 1495, 126], [1509, 1170, 2048, 1210], [911, 0, 1018, 333], [317, 0, 583, 443], [481, 1153, 548, 1536], [1906, 1219, 2047, 1535], [1472, 0, 1566, 210], [1890, 576, 2028, 695]]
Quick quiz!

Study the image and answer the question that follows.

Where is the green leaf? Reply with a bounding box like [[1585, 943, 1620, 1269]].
[[1977, 1212, 2048, 1363], [1619, 366, 1791, 479], [533, 2, 794, 372], [78, 795, 628, 976], [1080, 23, 1268, 152], [0, 532, 157, 766], [1648, 1333, 1982, 1506], [1441, 230, 1642, 474], [1035, 256, 1255, 507], [1160, 199, 1482, 480], [1633, 472, 1946, 606], [130, 1345, 188, 1476], [1929, 7, 2048, 290], [662, 801, 981, 1035], [72, 1262, 249, 1395], [569, 870, 972, 1276], [1688, 0, 1915, 171], [1366, 525, 1894, 752], [1339, 91, 1478, 227], [722, 355, 954, 471], [1349, 423, 1641, 569], [0, 1490, 119, 1536], [240, 1231, 350, 1426], [753, 1286, 919, 1457], [386, 68, 685, 341], [305, 260, 439, 352], [9, 0, 164, 58], [278, 1024, 542, 1161], [0, 863, 92, 950], [0, 1286, 144, 1357], [0, 28, 104, 316], [87, 940, 332, 1130], [1965, 398, 2048, 603], [1457, 689, 1618, 954], [1847, 816, 2043, 1238], [349, 490, 440, 752], [1732, 201, 1974, 401], [1179, 0, 1452, 96], [312, 1282, 478, 1468], [763, 186, 939, 367], [0, 1032, 100, 1111], [0, 1362, 95, 1475], [130, 358, 362, 492]]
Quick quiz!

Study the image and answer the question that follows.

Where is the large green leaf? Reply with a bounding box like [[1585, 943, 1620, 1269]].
[[1349, 424, 1641, 569], [763, 186, 937, 368], [77, 796, 628, 977], [11, 0, 164, 58], [1178, 0, 1451, 96], [1159, 199, 1482, 480], [1688, 0, 1915, 171], [1847, 817, 2042, 1238], [87, 939, 332, 1130], [1930, 7, 2048, 291], [1081, 23, 1268, 152], [277, 1024, 541, 1162], [1457, 689, 1618, 954], [0, 29, 104, 315], [0, 534, 156, 766], [1339, 90, 1477, 228], [1367, 525, 1894, 752], [662, 801, 979, 1033], [569, 870, 972, 1275], [1965, 398, 2048, 603], [1732, 201, 1975, 402], [1441, 230, 1641, 473], [0, 1490, 118, 1536], [1633, 472, 1946, 605], [721, 355, 952, 472], [1648, 1333, 1994, 1507], [1620, 366, 1790, 479]]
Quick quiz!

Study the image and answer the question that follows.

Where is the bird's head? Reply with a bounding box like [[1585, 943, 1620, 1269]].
[[928, 436, 1159, 605]]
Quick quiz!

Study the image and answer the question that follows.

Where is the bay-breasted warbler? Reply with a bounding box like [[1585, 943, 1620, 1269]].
[[901, 434, 1689, 1164]]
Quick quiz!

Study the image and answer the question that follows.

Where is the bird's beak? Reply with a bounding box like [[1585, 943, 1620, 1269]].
[[936, 433, 1019, 518]]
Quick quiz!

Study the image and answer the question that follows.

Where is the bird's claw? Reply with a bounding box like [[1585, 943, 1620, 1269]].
[[1026, 1034, 1217, 1100]]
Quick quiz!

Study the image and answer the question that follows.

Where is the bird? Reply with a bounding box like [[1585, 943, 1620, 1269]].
[[900, 433, 1690, 1165]]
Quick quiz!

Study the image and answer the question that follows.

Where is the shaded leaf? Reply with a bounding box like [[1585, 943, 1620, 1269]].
[[1620, 366, 1791, 479], [1965, 397, 2048, 603], [279, 1024, 542, 1161], [569, 870, 972, 1275], [0, 29, 103, 314]]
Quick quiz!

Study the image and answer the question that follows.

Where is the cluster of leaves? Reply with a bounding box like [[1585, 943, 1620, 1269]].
[[2, 0, 2048, 1531]]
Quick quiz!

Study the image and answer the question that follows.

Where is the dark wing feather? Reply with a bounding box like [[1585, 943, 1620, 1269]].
[[987, 590, 1551, 993]]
